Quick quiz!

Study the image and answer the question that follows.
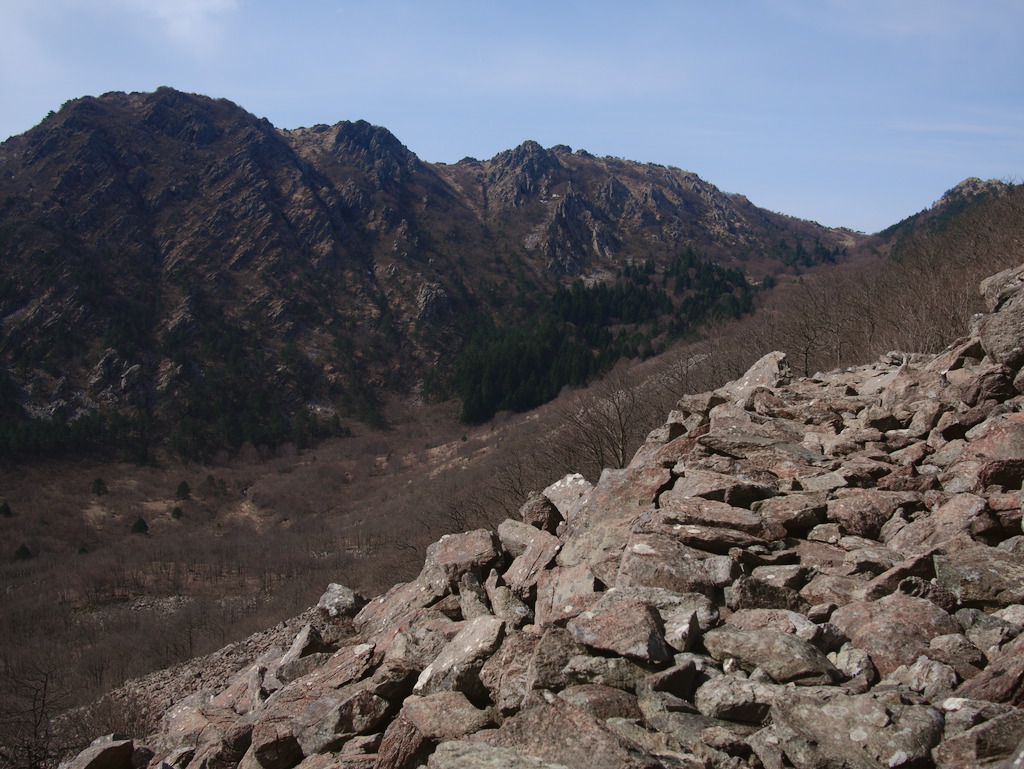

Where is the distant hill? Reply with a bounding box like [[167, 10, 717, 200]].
[[0, 87, 867, 460]]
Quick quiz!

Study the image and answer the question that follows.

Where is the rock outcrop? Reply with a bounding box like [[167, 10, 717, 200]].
[[63, 264, 1024, 768]]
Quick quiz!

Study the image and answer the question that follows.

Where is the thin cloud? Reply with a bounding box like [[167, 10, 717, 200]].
[[109, 0, 240, 52]]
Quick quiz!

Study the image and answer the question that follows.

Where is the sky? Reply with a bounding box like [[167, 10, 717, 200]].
[[1, 0, 1021, 234]]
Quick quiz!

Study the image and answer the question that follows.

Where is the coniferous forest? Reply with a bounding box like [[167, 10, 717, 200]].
[[451, 249, 756, 423]]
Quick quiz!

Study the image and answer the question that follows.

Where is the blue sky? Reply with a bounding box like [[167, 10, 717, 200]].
[[2, 0, 1021, 233]]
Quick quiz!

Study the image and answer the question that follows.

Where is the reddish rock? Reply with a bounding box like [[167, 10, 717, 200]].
[[752, 493, 827, 534], [556, 464, 672, 583], [478, 630, 538, 715], [558, 684, 643, 721], [617, 530, 735, 597], [956, 632, 1024, 705], [502, 527, 562, 596], [487, 690, 663, 769], [825, 489, 920, 540], [518, 491, 563, 533], [60, 738, 135, 769], [831, 593, 960, 676], [654, 495, 785, 540], [533, 563, 599, 627], [567, 599, 671, 663], [666, 467, 777, 509]]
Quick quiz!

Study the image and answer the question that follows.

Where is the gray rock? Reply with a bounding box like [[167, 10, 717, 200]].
[[316, 583, 367, 620], [479, 630, 539, 714], [694, 675, 781, 723], [295, 687, 391, 755], [413, 616, 505, 700], [557, 684, 643, 720], [522, 626, 586, 693], [533, 563, 599, 627], [561, 654, 652, 692], [933, 709, 1024, 768], [518, 493, 563, 534], [503, 527, 562, 596], [702, 627, 840, 685], [771, 688, 944, 769], [427, 740, 570, 768]]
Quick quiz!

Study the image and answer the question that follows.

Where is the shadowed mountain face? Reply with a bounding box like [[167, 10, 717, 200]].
[[0, 88, 862, 458]]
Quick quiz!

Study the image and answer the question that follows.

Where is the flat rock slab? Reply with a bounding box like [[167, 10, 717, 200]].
[[753, 494, 827, 534], [826, 489, 920, 540], [557, 684, 643, 721], [617, 530, 735, 596], [652, 495, 785, 540], [400, 692, 493, 742], [665, 468, 777, 509], [933, 541, 1024, 608]]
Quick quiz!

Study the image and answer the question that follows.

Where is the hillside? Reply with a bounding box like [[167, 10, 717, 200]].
[[50, 260, 1024, 769], [0, 88, 863, 460]]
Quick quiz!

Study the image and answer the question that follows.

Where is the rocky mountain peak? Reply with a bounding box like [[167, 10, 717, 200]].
[[66, 263, 1024, 768], [936, 177, 1010, 209], [483, 140, 564, 207], [0, 88, 864, 459], [285, 119, 424, 188]]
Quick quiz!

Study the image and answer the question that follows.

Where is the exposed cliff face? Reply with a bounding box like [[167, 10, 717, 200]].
[[0, 88, 862, 451], [67, 264, 1024, 769]]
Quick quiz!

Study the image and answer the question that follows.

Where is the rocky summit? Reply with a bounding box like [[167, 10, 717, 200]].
[[61, 265, 1024, 768]]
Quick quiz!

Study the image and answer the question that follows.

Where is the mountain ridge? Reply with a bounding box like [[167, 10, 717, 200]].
[[0, 87, 955, 459]]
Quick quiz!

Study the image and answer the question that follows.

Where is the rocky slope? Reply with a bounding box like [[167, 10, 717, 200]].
[[0, 88, 861, 455], [58, 265, 1024, 768]]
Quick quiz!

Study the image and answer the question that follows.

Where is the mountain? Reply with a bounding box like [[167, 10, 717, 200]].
[[0, 88, 865, 460], [878, 176, 1013, 253]]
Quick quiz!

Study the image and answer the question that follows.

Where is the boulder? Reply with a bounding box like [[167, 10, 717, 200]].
[[567, 598, 672, 663], [487, 690, 663, 769], [702, 627, 840, 685], [413, 616, 505, 701], [831, 593, 960, 676], [316, 584, 367, 620], [771, 689, 944, 769]]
